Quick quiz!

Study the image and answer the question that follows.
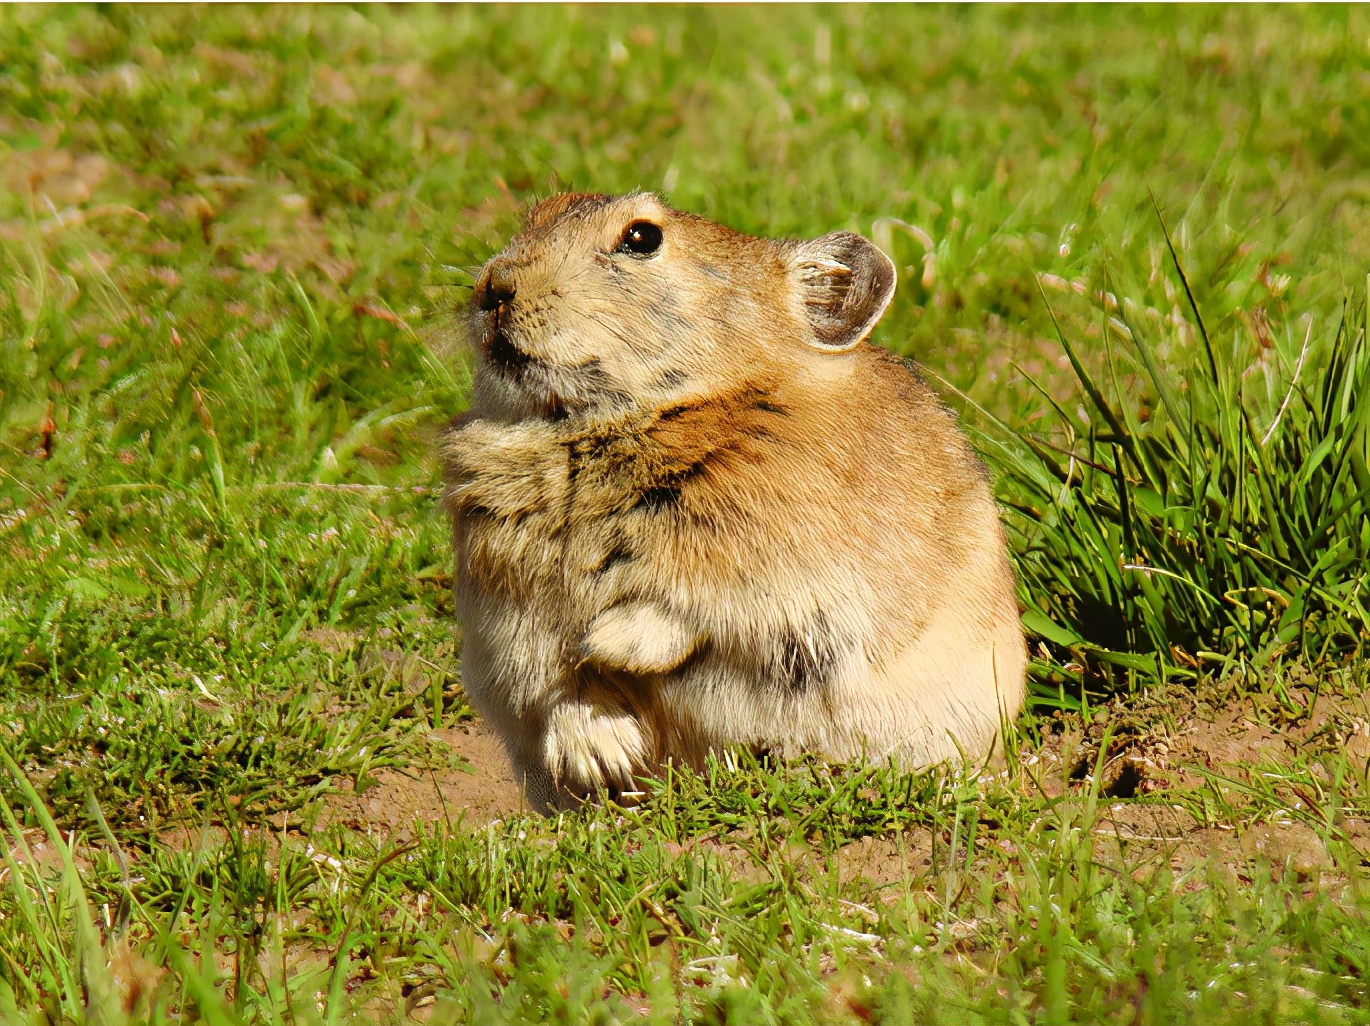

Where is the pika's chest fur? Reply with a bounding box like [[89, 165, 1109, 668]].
[[452, 365, 981, 665]]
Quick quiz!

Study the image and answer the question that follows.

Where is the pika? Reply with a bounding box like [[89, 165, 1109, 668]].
[[443, 192, 1026, 812]]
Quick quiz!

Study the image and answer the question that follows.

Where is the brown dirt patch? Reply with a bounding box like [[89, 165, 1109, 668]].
[[1027, 672, 1370, 881], [247, 668, 1370, 897], [834, 832, 937, 889], [318, 720, 526, 837]]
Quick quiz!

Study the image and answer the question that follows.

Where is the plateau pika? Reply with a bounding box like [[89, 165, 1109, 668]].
[[443, 192, 1026, 812]]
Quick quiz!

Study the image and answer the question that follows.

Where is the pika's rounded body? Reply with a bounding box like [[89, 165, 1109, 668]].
[[444, 193, 1025, 811]]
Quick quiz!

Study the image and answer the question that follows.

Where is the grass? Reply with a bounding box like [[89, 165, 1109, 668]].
[[984, 253, 1370, 695], [3, 3, 1370, 1022]]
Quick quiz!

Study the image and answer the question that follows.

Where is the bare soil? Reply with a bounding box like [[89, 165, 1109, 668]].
[[318, 721, 526, 838], [1021, 673, 1370, 884], [310, 673, 1370, 889]]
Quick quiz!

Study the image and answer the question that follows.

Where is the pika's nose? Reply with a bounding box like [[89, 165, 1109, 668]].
[[474, 261, 516, 313]]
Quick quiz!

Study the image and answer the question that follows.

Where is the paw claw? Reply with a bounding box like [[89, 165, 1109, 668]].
[[542, 703, 648, 804]]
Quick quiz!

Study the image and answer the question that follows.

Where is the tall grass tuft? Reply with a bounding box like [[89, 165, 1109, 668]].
[[974, 245, 1369, 699]]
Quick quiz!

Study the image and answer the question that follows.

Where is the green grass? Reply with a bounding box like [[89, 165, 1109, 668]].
[[3, 4, 1370, 1022], [983, 252, 1369, 695]]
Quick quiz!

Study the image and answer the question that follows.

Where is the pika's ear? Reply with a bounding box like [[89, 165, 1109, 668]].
[[790, 231, 896, 352]]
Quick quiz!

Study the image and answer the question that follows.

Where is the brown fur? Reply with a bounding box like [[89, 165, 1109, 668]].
[[443, 193, 1026, 811]]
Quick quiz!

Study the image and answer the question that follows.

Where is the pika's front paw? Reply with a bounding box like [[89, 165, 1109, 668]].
[[442, 419, 568, 517], [580, 601, 703, 676], [542, 702, 649, 805]]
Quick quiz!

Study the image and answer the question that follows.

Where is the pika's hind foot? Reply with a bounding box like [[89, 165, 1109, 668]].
[[542, 701, 649, 807]]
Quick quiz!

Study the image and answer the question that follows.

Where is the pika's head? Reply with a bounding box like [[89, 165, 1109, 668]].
[[467, 192, 896, 418]]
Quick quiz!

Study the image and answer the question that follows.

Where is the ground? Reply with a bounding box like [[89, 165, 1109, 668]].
[[2, 5, 1370, 1024]]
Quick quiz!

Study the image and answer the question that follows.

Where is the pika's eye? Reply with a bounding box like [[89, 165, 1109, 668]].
[[618, 221, 663, 257]]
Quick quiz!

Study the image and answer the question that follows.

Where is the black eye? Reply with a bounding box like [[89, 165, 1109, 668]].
[[618, 221, 662, 256]]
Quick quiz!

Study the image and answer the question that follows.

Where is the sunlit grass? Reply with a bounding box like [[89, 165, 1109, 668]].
[[3, 4, 1370, 1022]]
